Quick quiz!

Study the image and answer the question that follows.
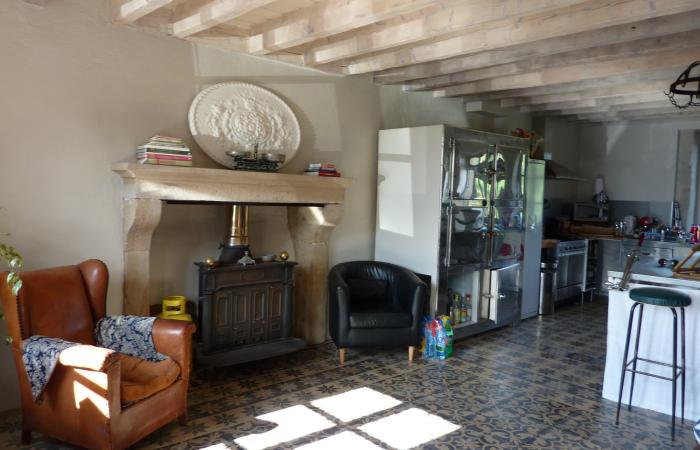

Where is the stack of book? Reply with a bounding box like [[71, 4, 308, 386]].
[[136, 136, 192, 167], [304, 163, 341, 177]]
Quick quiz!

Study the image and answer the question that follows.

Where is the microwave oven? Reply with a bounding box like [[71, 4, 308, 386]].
[[573, 202, 609, 222]]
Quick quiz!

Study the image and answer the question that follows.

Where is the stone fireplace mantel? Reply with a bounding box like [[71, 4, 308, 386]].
[[112, 163, 351, 344]]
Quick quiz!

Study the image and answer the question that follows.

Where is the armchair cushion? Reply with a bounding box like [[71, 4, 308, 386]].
[[346, 278, 388, 305], [349, 303, 412, 328], [120, 355, 180, 405]]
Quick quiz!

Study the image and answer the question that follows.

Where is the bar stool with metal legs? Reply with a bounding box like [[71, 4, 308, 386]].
[[615, 286, 691, 440]]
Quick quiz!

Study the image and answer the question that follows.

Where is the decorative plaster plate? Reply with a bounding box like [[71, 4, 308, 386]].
[[188, 82, 300, 169]]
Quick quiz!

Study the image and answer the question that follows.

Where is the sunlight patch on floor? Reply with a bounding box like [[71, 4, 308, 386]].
[[234, 405, 335, 450], [294, 431, 383, 449], [310, 387, 402, 422], [200, 444, 231, 450], [232, 387, 460, 450], [359, 407, 460, 450]]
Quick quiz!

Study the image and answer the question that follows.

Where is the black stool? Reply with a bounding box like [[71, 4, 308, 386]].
[[615, 287, 691, 440]]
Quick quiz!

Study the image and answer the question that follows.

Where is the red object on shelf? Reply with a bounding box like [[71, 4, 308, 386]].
[[639, 216, 653, 227]]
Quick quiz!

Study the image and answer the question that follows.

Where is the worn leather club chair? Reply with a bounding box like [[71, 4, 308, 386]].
[[0, 260, 196, 450], [328, 261, 427, 364]]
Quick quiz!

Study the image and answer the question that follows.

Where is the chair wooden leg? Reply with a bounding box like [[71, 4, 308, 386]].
[[178, 413, 188, 426], [408, 346, 415, 362], [339, 348, 346, 366], [20, 429, 31, 445]]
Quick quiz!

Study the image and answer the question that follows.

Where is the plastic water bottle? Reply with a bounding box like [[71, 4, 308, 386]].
[[424, 320, 435, 359], [435, 320, 446, 360], [441, 316, 454, 357], [419, 316, 430, 355]]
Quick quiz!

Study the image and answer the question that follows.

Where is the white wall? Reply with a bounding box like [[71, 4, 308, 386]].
[[577, 117, 700, 202]]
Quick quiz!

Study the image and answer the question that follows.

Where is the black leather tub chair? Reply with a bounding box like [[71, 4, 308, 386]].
[[328, 261, 427, 364]]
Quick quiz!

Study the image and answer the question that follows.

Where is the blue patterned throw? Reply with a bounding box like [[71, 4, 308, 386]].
[[21, 315, 166, 402], [22, 336, 78, 400], [694, 418, 700, 444], [95, 315, 167, 362]]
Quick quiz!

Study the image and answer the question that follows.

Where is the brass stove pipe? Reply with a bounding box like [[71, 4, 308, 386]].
[[225, 204, 249, 246]]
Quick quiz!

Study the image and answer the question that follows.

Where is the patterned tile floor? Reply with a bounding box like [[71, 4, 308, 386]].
[[0, 298, 696, 449]]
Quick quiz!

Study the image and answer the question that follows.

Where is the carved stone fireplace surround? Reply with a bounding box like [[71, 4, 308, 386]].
[[112, 163, 351, 345]]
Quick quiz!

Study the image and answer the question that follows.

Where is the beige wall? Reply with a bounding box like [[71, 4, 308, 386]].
[[0, 0, 531, 412], [0, 0, 384, 412]]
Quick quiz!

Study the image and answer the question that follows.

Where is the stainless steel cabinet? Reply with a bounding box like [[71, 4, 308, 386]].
[[596, 239, 622, 294]]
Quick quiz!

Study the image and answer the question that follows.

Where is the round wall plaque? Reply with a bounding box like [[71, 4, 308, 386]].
[[188, 82, 300, 169]]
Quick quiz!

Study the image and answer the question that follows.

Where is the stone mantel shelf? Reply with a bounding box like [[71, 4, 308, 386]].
[[111, 163, 351, 205], [112, 162, 350, 345]]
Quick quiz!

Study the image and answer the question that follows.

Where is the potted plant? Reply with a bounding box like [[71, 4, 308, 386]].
[[0, 244, 22, 342]]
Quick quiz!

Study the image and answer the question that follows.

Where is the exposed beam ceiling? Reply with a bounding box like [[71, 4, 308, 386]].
[[112, 0, 700, 122], [434, 47, 700, 97], [112, 0, 181, 24]]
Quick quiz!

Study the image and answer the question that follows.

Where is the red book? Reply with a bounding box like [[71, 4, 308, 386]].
[[137, 152, 192, 161]]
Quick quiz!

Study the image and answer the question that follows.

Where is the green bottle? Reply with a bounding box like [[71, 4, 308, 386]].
[[441, 315, 454, 357]]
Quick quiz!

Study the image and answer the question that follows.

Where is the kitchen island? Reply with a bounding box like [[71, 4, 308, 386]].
[[603, 266, 699, 421]]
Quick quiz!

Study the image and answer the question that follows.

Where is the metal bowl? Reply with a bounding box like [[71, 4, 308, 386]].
[[261, 152, 286, 163], [226, 150, 253, 159]]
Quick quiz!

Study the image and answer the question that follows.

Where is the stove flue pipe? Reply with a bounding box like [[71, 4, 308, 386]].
[[219, 204, 251, 263]]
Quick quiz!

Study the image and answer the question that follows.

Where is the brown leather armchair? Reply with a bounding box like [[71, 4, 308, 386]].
[[0, 259, 196, 450]]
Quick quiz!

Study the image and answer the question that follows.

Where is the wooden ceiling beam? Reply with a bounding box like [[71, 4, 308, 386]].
[[371, 6, 700, 83], [435, 47, 699, 98], [458, 68, 680, 103], [302, 0, 587, 66], [554, 100, 674, 116], [112, 0, 181, 24], [403, 31, 699, 92], [500, 81, 670, 107], [172, 0, 280, 38], [520, 92, 669, 113], [246, 0, 437, 56], [574, 107, 699, 121]]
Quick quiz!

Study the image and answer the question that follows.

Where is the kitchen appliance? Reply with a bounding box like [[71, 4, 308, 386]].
[[623, 215, 637, 235], [555, 239, 589, 301], [672, 201, 683, 230], [521, 159, 545, 319], [573, 202, 609, 222], [375, 125, 529, 340], [539, 262, 558, 315]]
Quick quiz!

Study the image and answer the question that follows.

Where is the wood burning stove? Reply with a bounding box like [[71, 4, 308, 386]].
[[195, 260, 305, 367]]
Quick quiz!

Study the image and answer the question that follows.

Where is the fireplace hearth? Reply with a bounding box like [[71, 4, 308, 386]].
[[112, 163, 351, 345]]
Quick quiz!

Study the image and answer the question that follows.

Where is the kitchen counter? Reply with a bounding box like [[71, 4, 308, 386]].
[[573, 233, 623, 241], [603, 268, 700, 420]]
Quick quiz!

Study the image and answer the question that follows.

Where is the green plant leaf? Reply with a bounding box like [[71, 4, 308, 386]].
[[12, 279, 22, 295], [5, 336, 12, 345]]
